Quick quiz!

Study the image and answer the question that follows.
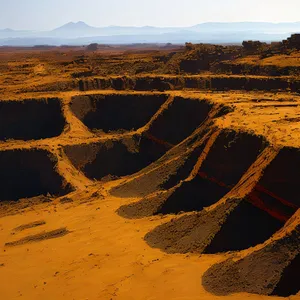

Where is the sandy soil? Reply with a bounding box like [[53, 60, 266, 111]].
[[1, 185, 296, 300], [0, 46, 299, 300]]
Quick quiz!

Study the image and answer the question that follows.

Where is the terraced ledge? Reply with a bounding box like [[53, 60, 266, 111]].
[[78, 75, 300, 93]]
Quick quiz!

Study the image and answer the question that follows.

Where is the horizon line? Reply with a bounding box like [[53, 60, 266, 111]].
[[3, 20, 300, 32]]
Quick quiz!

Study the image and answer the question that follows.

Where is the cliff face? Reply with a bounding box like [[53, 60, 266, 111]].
[[283, 34, 300, 50]]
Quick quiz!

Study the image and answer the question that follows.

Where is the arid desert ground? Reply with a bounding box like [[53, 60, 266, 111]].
[[0, 40, 299, 299]]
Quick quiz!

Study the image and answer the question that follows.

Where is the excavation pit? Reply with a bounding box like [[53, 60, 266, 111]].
[[0, 98, 65, 140], [147, 97, 213, 145], [157, 131, 267, 214], [0, 149, 72, 202], [111, 125, 213, 200], [64, 136, 167, 180], [203, 147, 300, 253], [70, 93, 168, 133]]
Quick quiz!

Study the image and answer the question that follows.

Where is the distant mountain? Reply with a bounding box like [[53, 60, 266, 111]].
[[2, 28, 14, 32], [53, 21, 93, 31], [0, 28, 35, 38], [0, 21, 299, 46], [50, 21, 99, 37], [48, 21, 180, 37]]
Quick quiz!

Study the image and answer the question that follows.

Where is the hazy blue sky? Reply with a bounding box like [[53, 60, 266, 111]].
[[1, 0, 300, 30]]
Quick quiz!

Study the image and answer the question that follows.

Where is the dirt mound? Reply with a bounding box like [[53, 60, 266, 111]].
[[0, 98, 65, 140], [144, 199, 239, 253], [111, 102, 228, 199], [145, 198, 285, 254], [5, 227, 70, 247], [156, 131, 266, 215], [143, 143, 300, 258], [12, 220, 46, 232], [0, 149, 72, 202], [202, 200, 283, 253], [113, 127, 211, 200], [118, 129, 267, 218], [271, 253, 300, 297], [202, 213, 300, 296]]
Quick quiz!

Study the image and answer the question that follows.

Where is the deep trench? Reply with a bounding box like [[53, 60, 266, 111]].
[[0, 150, 71, 201], [157, 131, 267, 214], [0, 98, 65, 140], [147, 97, 212, 145], [70, 94, 168, 133]]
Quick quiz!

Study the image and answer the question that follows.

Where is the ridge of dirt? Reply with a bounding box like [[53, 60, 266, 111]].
[[111, 102, 227, 198], [202, 211, 300, 296], [12, 220, 46, 232], [5, 227, 70, 247]]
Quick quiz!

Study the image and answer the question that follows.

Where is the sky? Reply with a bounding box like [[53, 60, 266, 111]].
[[1, 0, 300, 30]]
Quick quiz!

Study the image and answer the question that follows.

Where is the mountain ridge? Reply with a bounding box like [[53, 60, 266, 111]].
[[1, 21, 300, 46]]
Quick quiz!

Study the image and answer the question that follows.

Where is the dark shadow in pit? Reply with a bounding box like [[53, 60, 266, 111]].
[[64, 136, 167, 180], [271, 254, 300, 297], [145, 146, 300, 256], [144, 198, 287, 255], [255, 148, 300, 208], [110, 116, 213, 200], [147, 97, 212, 145], [0, 98, 65, 140], [157, 131, 266, 214], [157, 177, 227, 214], [203, 200, 283, 253], [205, 147, 300, 254], [70, 94, 167, 133], [160, 142, 207, 191], [0, 149, 72, 201], [84, 137, 167, 180], [202, 226, 299, 297]]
